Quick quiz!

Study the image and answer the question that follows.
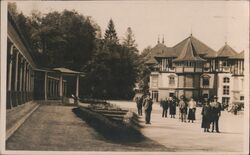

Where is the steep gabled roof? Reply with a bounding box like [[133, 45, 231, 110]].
[[173, 35, 217, 58], [173, 37, 206, 62], [145, 43, 169, 64], [230, 50, 244, 59], [217, 43, 238, 57], [154, 46, 177, 59]]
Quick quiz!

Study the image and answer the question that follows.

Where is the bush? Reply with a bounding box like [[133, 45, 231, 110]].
[[72, 107, 143, 142]]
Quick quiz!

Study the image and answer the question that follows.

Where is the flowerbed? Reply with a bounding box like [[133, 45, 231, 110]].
[[73, 102, 142, 141]]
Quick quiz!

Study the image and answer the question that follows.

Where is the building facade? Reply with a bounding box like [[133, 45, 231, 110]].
[[147, 35, 244, 106]]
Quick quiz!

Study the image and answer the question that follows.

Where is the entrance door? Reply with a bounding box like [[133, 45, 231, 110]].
[[152, 91, 159, 102]]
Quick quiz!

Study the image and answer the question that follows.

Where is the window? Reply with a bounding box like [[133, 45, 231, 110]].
[[240, 96, 244, 100], [223, 85, 230, 95], [169, 93, 174, 97], [222, 97, 230, 105], [223, 77, 230, 83], [223, 61, 229, 67], [202, 78, 209, 86], [152, 76, 158, 87], [169, 76, 175, 85], [185, 75, 193, 87]]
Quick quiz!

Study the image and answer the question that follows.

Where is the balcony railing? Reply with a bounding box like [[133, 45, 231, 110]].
[[7, 91, 33, 109], [176, 66, 203, 73]]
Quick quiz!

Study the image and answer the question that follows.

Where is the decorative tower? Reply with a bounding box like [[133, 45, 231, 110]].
[[173, 36, 206, 100]]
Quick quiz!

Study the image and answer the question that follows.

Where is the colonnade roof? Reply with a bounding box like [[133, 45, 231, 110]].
[[53, 68, 84, 75], [34, 67, 84, 76]]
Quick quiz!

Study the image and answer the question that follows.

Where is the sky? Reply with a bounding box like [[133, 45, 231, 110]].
[[14, 1, 249, 53]]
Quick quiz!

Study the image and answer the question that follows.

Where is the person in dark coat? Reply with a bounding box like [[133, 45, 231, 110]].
[[136, 96, 143, 116], [143, 93, 153, 124], [210, 96, 221, 133], [201, 98, 211, 132], [179, 96, 187, 122], [169, 97, 176, 118], [160, 98, 169, 118], [188, 98, 196, 123]]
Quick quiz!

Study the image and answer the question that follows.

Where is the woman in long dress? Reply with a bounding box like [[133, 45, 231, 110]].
[[188, 98, 196, 123], [169, 97, 176, 118], [201, 99, 211, 132]]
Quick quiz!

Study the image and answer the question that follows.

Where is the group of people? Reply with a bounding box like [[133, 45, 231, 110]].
[[159, 97, 177, 118], [135, 93, 222, 133], [160, 96, 196, 123], [135, 93, 153, 124], [201, 96, 222, 133]]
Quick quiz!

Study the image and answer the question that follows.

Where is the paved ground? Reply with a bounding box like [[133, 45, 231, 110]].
[[6, 101, 38, 131], [6, 104, 168, 151], [6, 101, 245, 153], [109, 100, 245, 152]]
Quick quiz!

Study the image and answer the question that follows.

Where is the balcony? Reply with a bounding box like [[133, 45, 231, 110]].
[[176, 66, 203, 73]]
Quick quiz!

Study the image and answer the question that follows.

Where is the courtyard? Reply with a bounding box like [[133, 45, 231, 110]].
[[6, 101, 244, 153]]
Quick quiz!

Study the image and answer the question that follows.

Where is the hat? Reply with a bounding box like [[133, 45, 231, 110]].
[[213, 96, 218, 99]]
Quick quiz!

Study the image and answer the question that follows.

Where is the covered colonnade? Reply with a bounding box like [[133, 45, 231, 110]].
[[7, 12, 84, 109]]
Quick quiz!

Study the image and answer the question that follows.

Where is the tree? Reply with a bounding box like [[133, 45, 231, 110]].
[[82, 24, 140, 100], [18, 10, 100, 70], [104, 19, 119, 44], [8, 2, 18, 17], [137, 46, 153, 94], [122, 27, 138, 51]]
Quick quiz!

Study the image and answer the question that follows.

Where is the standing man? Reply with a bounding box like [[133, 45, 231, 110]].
[[201, 98, 211, 132], [136, 96, 143, 116], [179, 96, 187, 122], [143, 93, 153, 124], [210, 96, 221, 133], [160, 97, 169, 118]]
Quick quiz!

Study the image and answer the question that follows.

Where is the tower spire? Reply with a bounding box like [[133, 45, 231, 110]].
[[162, 34, 165, 44], [190, 26, 193, 36], [157, 35, 160, 44]]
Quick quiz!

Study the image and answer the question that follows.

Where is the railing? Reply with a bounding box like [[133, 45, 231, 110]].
[[176, 66, 203, 73], [7, 91, 33, 109]]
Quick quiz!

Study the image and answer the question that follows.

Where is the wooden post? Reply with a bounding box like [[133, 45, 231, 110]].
[[8, 45, 14, 108], [76, 74, 79, 103], [19, 57, 23, 104], [15, 52, 19, 91], [8, 45, 14, 91], [44, 72, 48, 100], [59, 74, 63, 97]]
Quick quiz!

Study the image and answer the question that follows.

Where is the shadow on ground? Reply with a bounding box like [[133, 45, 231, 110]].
[[73, 107, 144, 142]]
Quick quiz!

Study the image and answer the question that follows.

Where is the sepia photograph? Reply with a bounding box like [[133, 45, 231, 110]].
[[0, 0, 249, 154]]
